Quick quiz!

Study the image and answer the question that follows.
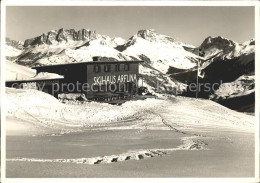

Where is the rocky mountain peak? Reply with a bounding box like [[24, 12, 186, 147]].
[[136, 29, 157, 39], [135, 29, 176, 44], [243, 39, 255, 46], [24, 28, 98, 47], [6, 37, 24, 50], [200, 36, 237, 50]]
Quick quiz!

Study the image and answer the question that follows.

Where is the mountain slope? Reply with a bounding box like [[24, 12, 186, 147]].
[[121, 29, 202, 74], [209, 75, 255, 112], [6, 38, 24, 59], [183, 36, 255, 112]]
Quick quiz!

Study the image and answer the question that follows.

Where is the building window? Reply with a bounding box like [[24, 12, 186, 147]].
[[94, 65, 101, 73], [104, 65, 111, 72], [115, 64, 120, 72], [124, 64, 130, 71]]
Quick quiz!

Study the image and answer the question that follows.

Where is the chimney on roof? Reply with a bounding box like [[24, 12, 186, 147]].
[[93, 56, 101, 61]]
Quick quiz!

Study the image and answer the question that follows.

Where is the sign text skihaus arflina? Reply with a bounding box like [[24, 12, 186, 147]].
[[93, 74, 137, 85]]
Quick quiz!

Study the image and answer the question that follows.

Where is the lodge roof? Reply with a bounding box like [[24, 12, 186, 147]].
[[32, 60, 143, 69], [6, 72, 64, 83], [6, 77, 63, 83]]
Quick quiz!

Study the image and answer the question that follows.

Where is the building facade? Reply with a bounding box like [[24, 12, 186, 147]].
[[31, 60, 143, 100]]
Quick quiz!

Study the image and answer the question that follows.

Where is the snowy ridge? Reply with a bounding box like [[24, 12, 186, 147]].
[[210, 75, 255, 100], [122, 36, 198, 73], [6, 37, 24, 50], [7, 29, 201, 70], [65, 40, 131, 62]]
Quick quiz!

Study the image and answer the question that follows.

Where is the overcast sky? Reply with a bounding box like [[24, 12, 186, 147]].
[[6, 6, 254, 46]]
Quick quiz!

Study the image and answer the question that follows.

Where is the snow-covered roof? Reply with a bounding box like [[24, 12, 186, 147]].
[[6, 72, 64, 82], [32, 60, 143, 68], [32, 72, 64, 80], [6, 61, 37, 82]]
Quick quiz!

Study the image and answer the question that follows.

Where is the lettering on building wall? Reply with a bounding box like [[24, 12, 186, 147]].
[[94, 74, 137, 85]]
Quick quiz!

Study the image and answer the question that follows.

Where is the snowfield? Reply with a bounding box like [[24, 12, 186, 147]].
[[122, 36, 199, 73], [6, 88, 255, 177], [6, 88, 254, 136]]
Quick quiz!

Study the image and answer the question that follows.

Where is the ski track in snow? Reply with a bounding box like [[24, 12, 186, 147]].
[[7, 105, 213, 165], [6, 135, 208, 165]]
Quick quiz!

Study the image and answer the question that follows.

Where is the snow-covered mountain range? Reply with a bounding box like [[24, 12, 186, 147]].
[[184, 36, 255, 112], [5, 29, 255, 111]]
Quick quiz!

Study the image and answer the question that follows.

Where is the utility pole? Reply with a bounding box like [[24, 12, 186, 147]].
[[196, 48, 200, 99]]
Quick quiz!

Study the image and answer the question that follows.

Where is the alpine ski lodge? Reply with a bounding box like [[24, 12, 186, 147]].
[[6, 57, 144, 101]]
